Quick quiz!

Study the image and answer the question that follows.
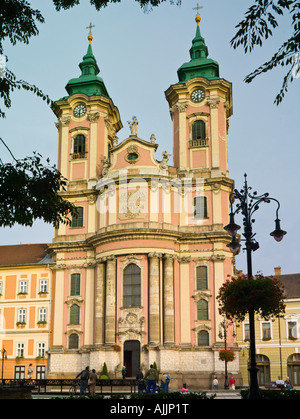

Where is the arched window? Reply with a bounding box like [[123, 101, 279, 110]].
[[69, 333, 79, 349], [194, 196, 207, 219], [71, 206, 84, 228], [73, 134, 86, 159], [123, 264, 141, 307], [196, 266, 208, 290], [288, 354, 300, 386], [70, 273, 81, 296], [197, 299, 208, 320], [192, 120, 206, 141], [198, 330, 209, 346], [256, 354, 270, 386], [70, 304, 80, 325]]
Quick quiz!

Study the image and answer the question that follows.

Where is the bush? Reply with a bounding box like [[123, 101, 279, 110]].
[[100, 362, 108, 378], [130, 391, 215, 400], [240, 389, 300, 399]]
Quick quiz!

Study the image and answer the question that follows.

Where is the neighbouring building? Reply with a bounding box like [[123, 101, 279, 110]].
[[46, 12, 241, 389], [0, 244, 53, 380], [237, 267, 300, 387]]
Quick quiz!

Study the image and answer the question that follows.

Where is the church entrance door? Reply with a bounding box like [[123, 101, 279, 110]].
[[124, 340, 140, 377]]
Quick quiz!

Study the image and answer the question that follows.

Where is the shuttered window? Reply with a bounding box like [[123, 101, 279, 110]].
[[192, 120, 206, 140], [70, 304, 80, 325], [71, 273, 81, 296], [196, 266, 208, 290], [71, 207, 84, 228], [197, 299, 208, 320]]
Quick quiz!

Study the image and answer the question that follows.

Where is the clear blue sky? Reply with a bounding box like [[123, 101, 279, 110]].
[[1, 0, 299, 276]]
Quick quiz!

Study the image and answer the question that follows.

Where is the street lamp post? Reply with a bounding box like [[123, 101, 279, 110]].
[[224, 174, 286, 399], [1, 348, 7, 384], [218, 319, 235, 389]]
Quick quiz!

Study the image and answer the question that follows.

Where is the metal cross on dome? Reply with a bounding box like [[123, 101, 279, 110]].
[[193, 3, 203, 16], [87, 22, 95, 35]]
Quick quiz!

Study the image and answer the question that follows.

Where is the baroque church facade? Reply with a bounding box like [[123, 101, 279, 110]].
[[47, 13, 240, 388]]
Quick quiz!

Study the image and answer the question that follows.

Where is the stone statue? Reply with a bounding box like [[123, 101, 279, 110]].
[[127, 116, 138, 136]]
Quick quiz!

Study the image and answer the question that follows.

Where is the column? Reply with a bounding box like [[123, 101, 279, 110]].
[[179, 257, 191, 345], [87, 111, 100, 180], [105, 256, 117, 345], [148, 253, 161, 345], [84, 264, 95, 346], [52, 266, 65, 348], [163, 255, 175, 344], [207, 96, 220, 170], [95, 260, 105, 345]]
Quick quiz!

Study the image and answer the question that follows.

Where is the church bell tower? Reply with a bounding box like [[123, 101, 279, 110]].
[[165, 12, 232, 177]]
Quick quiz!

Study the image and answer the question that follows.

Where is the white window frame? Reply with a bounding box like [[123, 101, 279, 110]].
[[261, 321, 272, 340], [287, 319, 298, 339], [37, 342, 46, 358], [19, 281, 28, 294], [16, 342, 25, 358], [243, 323, 250, 341], [18, 309, 26, 323], [38, 308, 47, 323], [39, 279, 48, 293]]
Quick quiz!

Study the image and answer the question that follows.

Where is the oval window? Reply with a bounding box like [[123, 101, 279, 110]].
[[127, 152, 139, 161]]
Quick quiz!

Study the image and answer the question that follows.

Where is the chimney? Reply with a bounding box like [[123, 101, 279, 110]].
[[274, 266, 281, 276]]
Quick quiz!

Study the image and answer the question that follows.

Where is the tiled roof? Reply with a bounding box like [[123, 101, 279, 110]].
[[0, 243, 54, 267], [275, 274, 300, 299]]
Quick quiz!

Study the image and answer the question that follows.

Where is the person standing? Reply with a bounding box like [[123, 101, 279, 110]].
[[163, 374, 170, 392], [89, 369, 97, 396], [213, 376, 219, 390], [122, 365, 127, 379], [229, 376, 236, 390], [28, 364, 33, 379], [136, 368, 144, 394], [145, 364, 158, 393], [76, 366, 90, 396]]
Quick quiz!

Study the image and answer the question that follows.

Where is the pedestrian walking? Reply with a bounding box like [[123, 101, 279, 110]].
[[28, 364, 33, 379], [76, 366, 90, 396]]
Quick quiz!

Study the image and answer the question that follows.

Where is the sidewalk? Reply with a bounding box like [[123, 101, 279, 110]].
[[207, 390, 241, 399]]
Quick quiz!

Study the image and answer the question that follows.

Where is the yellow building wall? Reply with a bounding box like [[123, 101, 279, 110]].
[[0, 265, 52, 379], [236, 298, 300, 387]]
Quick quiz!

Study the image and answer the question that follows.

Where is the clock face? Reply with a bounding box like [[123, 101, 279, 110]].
[[191, 89, 205, 103], [73, 104, 87, 117]]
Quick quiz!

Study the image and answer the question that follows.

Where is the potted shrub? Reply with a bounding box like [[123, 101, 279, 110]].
[[219, 349, 235, 362], [217, 274, 286, 322]]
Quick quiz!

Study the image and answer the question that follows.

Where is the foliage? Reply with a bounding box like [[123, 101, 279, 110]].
[[0, 152, 76, 227], [217, 274, 286, 322], [231, 0, 300, 104], [219, 350, 235, 362], [101, 362, 109, 378], [52, 0, 181, 12], [240, 389, 300, 399], [130, 391, 215, 399]]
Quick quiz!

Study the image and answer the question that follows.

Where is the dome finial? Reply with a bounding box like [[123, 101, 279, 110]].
[[193, 3, 203, 26], [86, 22, 95, 44]]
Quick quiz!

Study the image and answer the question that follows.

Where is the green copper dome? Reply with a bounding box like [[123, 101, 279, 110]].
[[177, 16, 219, 82], [65, 36, 110, 98]]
